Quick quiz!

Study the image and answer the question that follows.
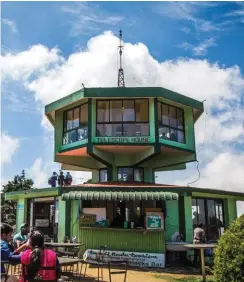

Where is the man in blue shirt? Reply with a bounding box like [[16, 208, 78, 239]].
[[13, 223, 29, 248], [1, 223, 19, 282]]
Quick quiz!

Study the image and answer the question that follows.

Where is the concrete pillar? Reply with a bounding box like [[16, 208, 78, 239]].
[[16, 198, 27, 231]]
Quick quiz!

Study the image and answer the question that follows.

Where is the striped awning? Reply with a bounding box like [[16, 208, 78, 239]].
[[61, 190, 178, 201]]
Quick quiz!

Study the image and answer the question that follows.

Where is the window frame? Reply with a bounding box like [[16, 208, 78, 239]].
[[62, 103, 88, 145], [96, 99, 150, 137], [117, 167, 144, 183], [158, 101, 185, 144], [192, 197, 225, 241]]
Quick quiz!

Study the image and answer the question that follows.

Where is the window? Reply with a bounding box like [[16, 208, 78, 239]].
[[96, 99, 149, 137], [117, 167, 144, 182], [192, 198, 225, 241], [63, 103, 88, 145], [158, 101, 185, 143], [99, 169, 107, 182]]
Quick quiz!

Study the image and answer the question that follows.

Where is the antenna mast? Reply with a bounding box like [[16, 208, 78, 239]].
[[118, 30, 125, 87]]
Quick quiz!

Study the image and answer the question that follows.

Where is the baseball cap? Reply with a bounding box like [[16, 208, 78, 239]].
[[20, 223, 29, 229]]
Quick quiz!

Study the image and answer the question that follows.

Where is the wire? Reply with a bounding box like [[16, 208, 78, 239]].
[[187, 161, 200, 187]]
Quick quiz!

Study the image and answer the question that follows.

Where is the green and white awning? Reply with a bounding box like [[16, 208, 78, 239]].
[[62, 189, 178, 201]]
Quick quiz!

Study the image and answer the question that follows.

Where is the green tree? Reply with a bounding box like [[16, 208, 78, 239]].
[[214, 214, 244, 282], [1, 170, 34, 226]]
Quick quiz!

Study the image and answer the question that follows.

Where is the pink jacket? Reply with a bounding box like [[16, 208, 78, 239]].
[[20, 249, 57, 281]]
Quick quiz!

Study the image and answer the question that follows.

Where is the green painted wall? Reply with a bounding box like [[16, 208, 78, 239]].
[[165, 200, 179, 241], [16, 198, 27, 232], [144, 168, 154, 182], [92, 171, 99, 183], [78, 228, 165, 254], [192, 192, 244, 201], [227, 199, 237, 225], [184, 196, 193, 242]]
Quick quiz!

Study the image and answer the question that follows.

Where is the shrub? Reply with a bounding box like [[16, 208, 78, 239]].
[[214, 214, 244, 282]]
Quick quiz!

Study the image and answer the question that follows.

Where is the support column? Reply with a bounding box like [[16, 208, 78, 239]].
[[16, 198, 27, 231], [227, 199, 237, 226], [184, 196, 193, 242], [71, 200, 80, 240], [30, 199, 34, 228], [57, 197, 68, 242], [165, 200, 179, 241]]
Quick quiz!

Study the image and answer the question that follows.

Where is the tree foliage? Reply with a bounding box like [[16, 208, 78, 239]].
[[1, 170, 34, 226], [214, 214, 244, 282]]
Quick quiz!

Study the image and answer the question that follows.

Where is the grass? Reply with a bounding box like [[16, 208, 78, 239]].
[[153, 274, 215, 282]]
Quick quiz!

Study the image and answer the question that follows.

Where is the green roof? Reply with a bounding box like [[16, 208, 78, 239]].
[[62, 188, 179, 201], [45, 87, 204, 117]]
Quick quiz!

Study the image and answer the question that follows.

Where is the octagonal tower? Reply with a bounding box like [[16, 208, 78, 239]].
[[45, 87, 204, 184]]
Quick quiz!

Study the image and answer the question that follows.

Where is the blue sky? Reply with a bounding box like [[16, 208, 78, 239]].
[[1, 1, 244, 213]]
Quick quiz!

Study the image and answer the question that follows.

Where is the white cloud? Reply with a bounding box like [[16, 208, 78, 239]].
[[2, 31, 244, 199], [179, 37, 217, 56], [60, 2, 124, 36], [1, 45, 62, 81], [2, 18, 18, 33], [1, 133, 20, 165]]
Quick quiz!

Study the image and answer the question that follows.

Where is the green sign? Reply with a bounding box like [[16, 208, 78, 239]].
[[146, 212, 164, 230], [95, 136, 150, 144]]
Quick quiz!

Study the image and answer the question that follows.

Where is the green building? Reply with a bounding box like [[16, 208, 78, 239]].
[[5, 85, 244, 267]]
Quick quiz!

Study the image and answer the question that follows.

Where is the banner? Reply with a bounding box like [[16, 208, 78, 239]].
[[83, 249, 165, 268]]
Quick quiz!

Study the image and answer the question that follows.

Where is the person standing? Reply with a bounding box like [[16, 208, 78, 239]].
[[13, 223, 29, 249], [193, 222, 205, 264]]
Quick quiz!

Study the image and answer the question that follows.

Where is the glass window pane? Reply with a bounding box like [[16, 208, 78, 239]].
[[159, 126, 170, 140], [63, 130, 77, 144], [177, 108, 184, 129], [135, 123, 149, 136], [80, 104, 88, 125], [169, 106, 177, 127], [99, 169, 107, 182], [177, 130, 185, 143], [96, 124, 112, 137], [158, 103, 161, 123], [73, 107, 79, 128], [110, 101, 122, 122], [112, 124, 122, 136], [162, 104, 169, 125], [66, 110, 73, 131], [135, 100, 148, 122], [192, 198, 198, 226], [78, 127, 88, 140], [97, 101, 109, 122], [123, 124, 135, 136], [122, 168, 133, 181], [123, 100, 135, 121], [134, 168, 143, 182], [197, 199, 206, 225], [169, 129, 177, 142], [207, 200, 215, 224]]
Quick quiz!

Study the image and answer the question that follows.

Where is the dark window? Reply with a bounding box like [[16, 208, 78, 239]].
[[118, 167, 144, 182], [192, 198, 225, 241], [99, 169, 107, 182], [96, 99, 149, 137], [158, 101, 185, 143], [63, 103, 88, 145]]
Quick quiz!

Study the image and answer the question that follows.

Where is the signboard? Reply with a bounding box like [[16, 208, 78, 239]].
[[83, 249, 165, 268], [146, 212, 164, 230], [95, 137, 150, 144], [35, 219, 49, 227], [80, 214, 96, 227]]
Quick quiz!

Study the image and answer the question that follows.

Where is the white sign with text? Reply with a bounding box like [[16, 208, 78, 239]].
[[83, 249, 165, 268]]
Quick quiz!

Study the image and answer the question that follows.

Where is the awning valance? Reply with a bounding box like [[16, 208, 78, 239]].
[[61, 190, 178, 201]]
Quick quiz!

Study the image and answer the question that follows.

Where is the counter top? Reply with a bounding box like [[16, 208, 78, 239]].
[[80, 227, 164, 232]]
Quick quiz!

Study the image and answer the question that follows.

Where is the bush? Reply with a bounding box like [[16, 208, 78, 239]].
[[214, 214, 244, 282]]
